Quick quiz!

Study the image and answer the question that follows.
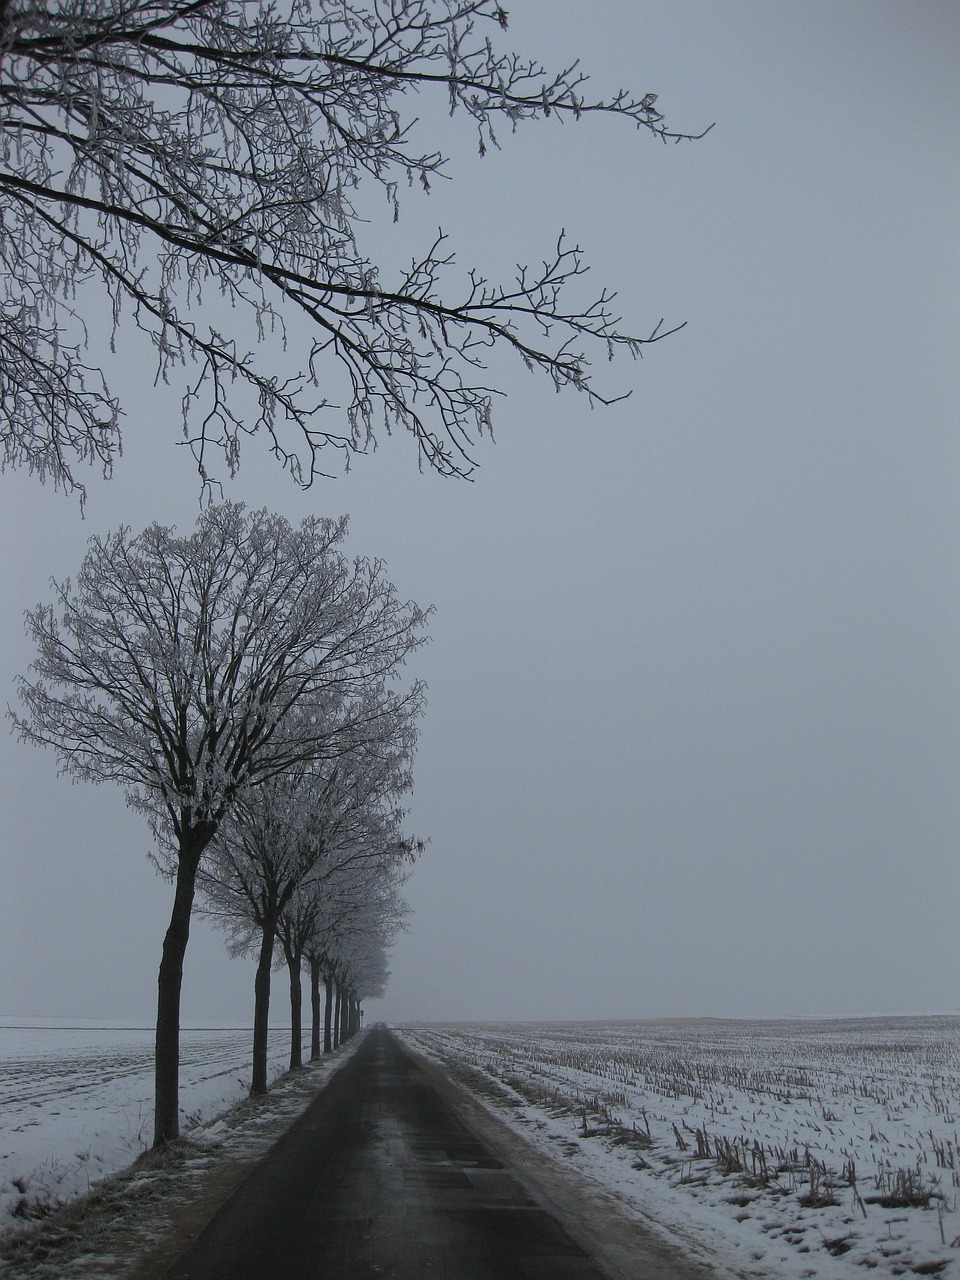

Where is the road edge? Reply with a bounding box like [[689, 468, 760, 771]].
[[394, 1029, 732, 1280]]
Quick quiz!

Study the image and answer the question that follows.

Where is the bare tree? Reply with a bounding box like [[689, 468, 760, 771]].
[[199, 706, 420, 1092], [279, 817, 415, 1065], [0, 0, 708, 500], [308, 860, 408, 1047], [11, 501, 428, 1143], [196, 770, 321, 1095]]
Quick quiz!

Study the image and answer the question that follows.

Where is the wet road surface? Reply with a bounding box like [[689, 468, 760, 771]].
[[163, 1027, 615, 1279]]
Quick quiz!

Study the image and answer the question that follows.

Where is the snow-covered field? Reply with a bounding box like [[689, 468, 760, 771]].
[[0, 1017, 291, 1227], [399, 1016, 960, 1280]]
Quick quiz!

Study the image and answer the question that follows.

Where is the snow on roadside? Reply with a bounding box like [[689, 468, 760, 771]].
[[0, 1019, 291, 1226], [1, 1030, 364, 1280], [397, 1016, 960, 1280]]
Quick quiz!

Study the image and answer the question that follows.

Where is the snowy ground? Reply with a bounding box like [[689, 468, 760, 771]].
[[2, 1014, 957, 1279], [1, 1028, 363, 1280], [398, 1016, 960, 1280], [0, 1016, 292, 1227]]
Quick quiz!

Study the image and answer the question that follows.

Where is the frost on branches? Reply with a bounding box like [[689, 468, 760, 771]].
[[0, 0, 708, 498], [198, 707, 421, 1092], [11, 501, 429, 1143]]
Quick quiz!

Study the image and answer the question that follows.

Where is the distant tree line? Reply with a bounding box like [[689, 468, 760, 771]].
[[12, 502, 429, 1146]]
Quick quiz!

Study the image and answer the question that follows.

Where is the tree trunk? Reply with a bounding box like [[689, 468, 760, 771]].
[[339, 987, 349, 1043], [333, 985, 341, 1050], [154, 850, 200, 1147], [251, 920, 277, 1096], [309, 956, 322, 1061], [323, 973, 334, 1054], [287, 953, 303, 1071]]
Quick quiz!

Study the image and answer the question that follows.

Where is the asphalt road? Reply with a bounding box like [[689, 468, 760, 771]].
[[162, 1027, 615, 1280]]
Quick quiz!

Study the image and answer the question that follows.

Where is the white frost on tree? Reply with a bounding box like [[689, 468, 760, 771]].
[[198, 705, 421, 1091], [11, 501, 428, 1143], [0, 0, 708, 498]]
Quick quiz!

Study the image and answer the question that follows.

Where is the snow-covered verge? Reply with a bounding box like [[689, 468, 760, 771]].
[[397, 1016, 960, 1280], [0, 1024, 362, 1279], [0, 1017, 295, 1227]]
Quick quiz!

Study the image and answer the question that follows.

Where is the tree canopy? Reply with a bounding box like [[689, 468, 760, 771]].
[[0, 0, 707, 499], [13, 503, 428, 841]]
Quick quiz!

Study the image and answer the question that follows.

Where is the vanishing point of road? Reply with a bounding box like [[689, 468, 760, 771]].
[[162, 1026, 621, 1280]]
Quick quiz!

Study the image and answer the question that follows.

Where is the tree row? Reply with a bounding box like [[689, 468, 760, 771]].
[[12, 502, 429, 1145]]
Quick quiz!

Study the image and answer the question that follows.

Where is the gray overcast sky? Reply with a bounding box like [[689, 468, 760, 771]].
[[2, 1, 958, 1027]]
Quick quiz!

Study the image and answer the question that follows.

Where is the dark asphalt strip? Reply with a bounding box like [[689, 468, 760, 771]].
[[162, 1026, 614, 1279]]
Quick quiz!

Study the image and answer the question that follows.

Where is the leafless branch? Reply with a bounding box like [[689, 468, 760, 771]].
[[0, 0, 709, 496]]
